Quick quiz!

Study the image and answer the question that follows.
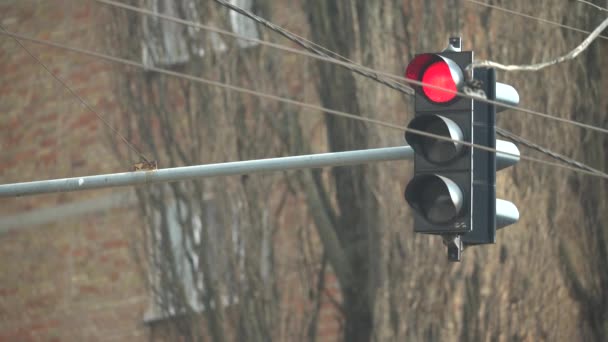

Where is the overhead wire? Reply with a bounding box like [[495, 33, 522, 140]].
[[495, 127, 606, 176], [494, 129, 605, 177], [95, 0, 608, 136], [94, 0, 414, 95], [95, 0, 608, 176], [496, 130, 604, 177], [0, 24, 150, 164], [1, 29, 606, 179], [210, 0, 367, 68], [96, 0, 608, 175], [211, 0, 608, 176], [465, 0, 608, 40], [0, 31, 406, 132], [93, 0, 605, 177]]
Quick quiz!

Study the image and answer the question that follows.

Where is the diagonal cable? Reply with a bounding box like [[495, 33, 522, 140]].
[[95, 0, 608, 177], [214, 0, 607, 177], [98, 0, 414, 95], [1, 30, 607, 179], [466, 0, 608, 40], [211, 0, 608, 134], [0, 24, 150, 164], [97, 0, 608, 136], [102, 0, 360, 68], [212, 0, 358, 64], [94, 0, 414, 94], [496, 127, 608, 177], [94, 0, 361, 71], [210, 0, 415, 94]]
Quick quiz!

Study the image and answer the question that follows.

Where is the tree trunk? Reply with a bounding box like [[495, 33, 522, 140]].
[[304, 2, 383, 341]]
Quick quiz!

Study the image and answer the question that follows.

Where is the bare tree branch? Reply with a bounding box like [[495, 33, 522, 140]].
[[470, 16, 608, 71], [577, 0, 608, 12], [297, 171, 353, 288]]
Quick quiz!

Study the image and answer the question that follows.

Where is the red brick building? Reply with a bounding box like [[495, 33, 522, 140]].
[[0, 1, 150, 340], [0, 1, 340, 341]]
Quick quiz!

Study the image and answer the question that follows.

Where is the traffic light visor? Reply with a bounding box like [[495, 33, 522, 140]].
[[405, 115, 464, 164], [405, 174, 464, 225], [405, 54, 464, 103]]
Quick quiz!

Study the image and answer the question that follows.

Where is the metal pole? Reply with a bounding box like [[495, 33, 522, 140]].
[[0, 146, 414, 198]]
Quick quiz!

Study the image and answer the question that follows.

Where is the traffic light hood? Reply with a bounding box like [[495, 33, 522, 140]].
[[404, 174, 464, 225], [405, 115, 464, 164]]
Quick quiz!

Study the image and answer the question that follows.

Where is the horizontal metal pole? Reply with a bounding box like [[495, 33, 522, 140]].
[[0, 146, 413, 198]]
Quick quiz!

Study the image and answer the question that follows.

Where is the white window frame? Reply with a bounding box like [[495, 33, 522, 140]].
[[142, 191, 270, 323], [143, 197, 236, 322], [141, 0, 260, 68]]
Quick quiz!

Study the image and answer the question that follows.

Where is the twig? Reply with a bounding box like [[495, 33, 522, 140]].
[[577, 0, 608, 12], [470, 17, 608, 71]]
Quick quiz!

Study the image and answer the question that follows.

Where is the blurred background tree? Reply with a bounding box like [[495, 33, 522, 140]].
[[106, 0, 607, 340]]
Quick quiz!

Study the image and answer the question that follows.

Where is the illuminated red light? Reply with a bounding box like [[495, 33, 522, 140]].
[[421, 61, 457, 103]]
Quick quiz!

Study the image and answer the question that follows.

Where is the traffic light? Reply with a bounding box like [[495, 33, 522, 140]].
[[404, 37, 473, 261], [403, 37, 520, 261]]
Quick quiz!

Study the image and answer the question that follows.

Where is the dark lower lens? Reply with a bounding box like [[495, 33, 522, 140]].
[[405, 175, 463, 225], [420, 178, 459, 224]]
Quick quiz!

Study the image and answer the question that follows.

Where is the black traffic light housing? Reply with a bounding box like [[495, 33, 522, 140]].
[[404, 37, 521, 261], [404, 45, 474, 238]]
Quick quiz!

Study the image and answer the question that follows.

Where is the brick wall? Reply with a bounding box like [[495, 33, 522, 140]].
[[0, 1, 148, 341], [0, 1, 341, 341]]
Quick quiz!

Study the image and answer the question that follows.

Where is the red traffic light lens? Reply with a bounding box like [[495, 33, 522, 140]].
[[421, 61, 457, 103]]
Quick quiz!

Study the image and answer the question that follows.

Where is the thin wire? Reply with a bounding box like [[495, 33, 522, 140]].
[[471, 16, 608, 71], [1, 30, 605, 179], [496, 128, 608, 177], [101, 0, 358, 66], [107, 0, 608, 135], [210, 0, 416, 94], [0, 24, 150, 163], [94, 0, 414, 95], [211, 0, 362, 65], [577, 0, 608, 12], [0, 31, 400, 130], [214, 0, 608, 135], [94, 0, 608, 176], [213, 0, 608, 175], [465, 0, 608, 40], [95, 0, 415, 93]]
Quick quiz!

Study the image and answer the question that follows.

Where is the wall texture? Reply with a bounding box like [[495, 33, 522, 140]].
[[0, 1, 148, 341], [0, 1, 341, 341]]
